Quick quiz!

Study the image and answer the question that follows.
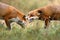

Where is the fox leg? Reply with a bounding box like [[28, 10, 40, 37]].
[[4, 17, 11, 30], [44, 19, 50, 29]]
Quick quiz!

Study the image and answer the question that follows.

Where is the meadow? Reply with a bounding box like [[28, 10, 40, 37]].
[[0, 0, 60, 40]]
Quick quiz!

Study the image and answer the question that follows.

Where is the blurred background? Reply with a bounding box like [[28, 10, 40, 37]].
[[0, 0, 60, 14]]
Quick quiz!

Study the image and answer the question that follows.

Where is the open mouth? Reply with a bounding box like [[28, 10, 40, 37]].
[[27, 16, 39, 22]]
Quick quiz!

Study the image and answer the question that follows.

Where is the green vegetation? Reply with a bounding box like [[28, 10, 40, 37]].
[[0, 21, 60, 40], [0, 0, 60, 40]]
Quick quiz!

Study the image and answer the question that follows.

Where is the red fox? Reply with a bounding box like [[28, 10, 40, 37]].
[[27, 4, 60, 28], [0, 2, 27, 30]]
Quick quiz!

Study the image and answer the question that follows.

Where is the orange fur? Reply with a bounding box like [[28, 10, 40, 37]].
[[28, 4, 60, 28], [0, 2, 26, 30]]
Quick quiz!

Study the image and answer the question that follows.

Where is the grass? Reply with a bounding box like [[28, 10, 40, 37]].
[[0, 20, 60, 40]]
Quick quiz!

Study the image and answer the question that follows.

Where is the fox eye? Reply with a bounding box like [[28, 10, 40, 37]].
[[38, 10, 42, 13], [30, 15, 34, 17]]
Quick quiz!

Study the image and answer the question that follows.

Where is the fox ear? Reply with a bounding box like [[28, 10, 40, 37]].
[[38, 10, 42, 13], [23, 15, 26, 18], [23, 15, 26, 20]]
